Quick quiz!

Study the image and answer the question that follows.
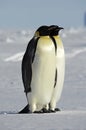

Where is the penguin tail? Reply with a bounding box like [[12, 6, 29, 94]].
[[18, 104, 29, 114]]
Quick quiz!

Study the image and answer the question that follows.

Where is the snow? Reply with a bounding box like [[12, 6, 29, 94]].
[[4, 52, 24, 62], [66, 47, 86, 58], [0, 111, 86, 130], [0, 27, 86, 129]]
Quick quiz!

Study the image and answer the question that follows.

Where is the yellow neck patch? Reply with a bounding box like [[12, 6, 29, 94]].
[[53, 36, 63, 47], [34, 33, 63, 47], [34, 31, 40, 37]]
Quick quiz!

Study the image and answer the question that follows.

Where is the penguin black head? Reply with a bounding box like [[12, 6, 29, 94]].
[[49, 25, 64, 36], [35, 25, 49, 37]]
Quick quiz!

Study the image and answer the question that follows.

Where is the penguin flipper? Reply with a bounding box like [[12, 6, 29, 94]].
[[22, 37, 39, 93]]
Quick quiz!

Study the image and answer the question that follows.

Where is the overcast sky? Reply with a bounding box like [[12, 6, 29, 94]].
[[0, 0, 86, 29]]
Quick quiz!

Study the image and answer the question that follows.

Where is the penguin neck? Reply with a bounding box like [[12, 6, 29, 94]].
[[40, 36, 50, 38], [40, 35, 49, 38], [53, 35, 60, 39], [53, 35, 63, 47], [34, 35, 50, 39]]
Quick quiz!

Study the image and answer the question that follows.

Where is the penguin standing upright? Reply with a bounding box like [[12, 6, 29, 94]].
[[19, 25, 65, 113], [21, 25, 56, 113], [48, 25, 65, 111]]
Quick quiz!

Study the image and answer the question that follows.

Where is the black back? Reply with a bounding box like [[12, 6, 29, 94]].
[[22, 37, 39, 93]]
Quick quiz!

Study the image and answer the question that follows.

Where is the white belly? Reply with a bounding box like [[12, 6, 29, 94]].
[[27, 36, 56, 111], [50, 36, 65, 110]]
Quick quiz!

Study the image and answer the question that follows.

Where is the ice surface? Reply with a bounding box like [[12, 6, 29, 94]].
[[0, 27, 86, 130]]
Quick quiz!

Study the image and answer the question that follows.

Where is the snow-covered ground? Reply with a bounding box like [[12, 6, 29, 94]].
[[0, 27, 86, 129]]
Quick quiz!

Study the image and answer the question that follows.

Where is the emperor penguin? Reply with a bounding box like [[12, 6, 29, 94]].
[[48, 25, 65, 111], [19, 25, 65, 113], [21, 25, 56, 113]]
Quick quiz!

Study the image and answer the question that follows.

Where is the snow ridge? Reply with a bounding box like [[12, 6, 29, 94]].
[[66, 47, 86, 58], [4, 47, 86, 62], [4, 52, 24, 62]]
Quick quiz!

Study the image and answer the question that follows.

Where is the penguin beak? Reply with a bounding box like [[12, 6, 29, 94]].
[[48, 26, 64, 31], [60, 27, 64, 29], [57, 27, 64, 30]]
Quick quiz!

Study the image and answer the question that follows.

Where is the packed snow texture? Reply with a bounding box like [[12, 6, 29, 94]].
[[0, 27, 86, 130]]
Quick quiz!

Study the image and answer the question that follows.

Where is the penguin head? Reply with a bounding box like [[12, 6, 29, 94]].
[[34, 25, 49, 37], [49, 25, 64, 36]]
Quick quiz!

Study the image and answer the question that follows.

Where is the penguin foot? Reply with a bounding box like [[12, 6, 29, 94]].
[[55, 108, 61, 111], [42, 108, 51, 113], [34, 109, 55, 113], [42, 107, 60, 113], [34, 110, 43, 113], [49, 110, 56, 113], [18, 105, 61, 114], [46, 108, 60, 113]]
